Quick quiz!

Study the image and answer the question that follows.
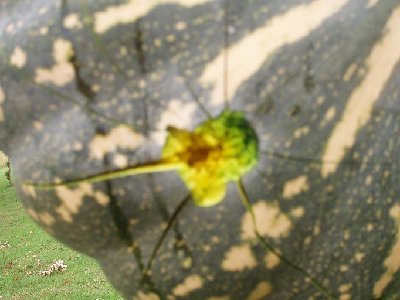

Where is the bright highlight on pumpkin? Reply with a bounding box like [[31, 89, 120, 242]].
[[162, 110, 259, 207]]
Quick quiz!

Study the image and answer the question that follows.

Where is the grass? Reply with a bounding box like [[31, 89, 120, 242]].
[[0, 168, 123, 300]]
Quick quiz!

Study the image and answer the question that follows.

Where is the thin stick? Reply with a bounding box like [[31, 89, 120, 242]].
[[261, 150, 355, 166], [223, 0, 230, 109], [180, 75, 212, 119], [24, 161, 183, 189], [13, 66, 137, 130], [261, 149, 391, 167], [141, 193, 192, 284], [237, 180, 337, 300]]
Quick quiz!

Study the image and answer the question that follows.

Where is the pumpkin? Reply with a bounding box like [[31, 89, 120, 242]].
[[1, 0, 400, 299]]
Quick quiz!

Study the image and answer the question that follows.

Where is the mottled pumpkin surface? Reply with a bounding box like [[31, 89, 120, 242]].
[[1, 0, 400, 299]]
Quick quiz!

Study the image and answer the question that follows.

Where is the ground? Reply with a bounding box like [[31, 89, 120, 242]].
[[0, 167, 122, 300]]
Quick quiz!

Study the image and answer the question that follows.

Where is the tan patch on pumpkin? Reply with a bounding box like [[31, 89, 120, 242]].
[[221, 244, 256, 272], [343, 63, 358, 82], [324, 107, 336, 122], [10, 46, 27, 68], [175, 21, 187, 31], [113, 153, 129, 168], [94, 0, 207, 33], [340, 265, 349, 272], [290, 206, 304, 218], [365, 175, 373, 186], [151, 99, 196, 144], [322, 6, 400, 177], [26, 207, 39, 221], [172, 274, 203, 297], [339, 293, 351, 300], [38, 7, 48, 15], [312, 222, 321, 236], [339, 284, 352, 293], [56, 206, 74, 223], [58, 183, 92, 209], [181, 257, 192, 269], [6, 23, 16, 35], [95, 192, 110, 206], [72, 142, 83, 151], [282, 175, 309, 199], [63, 13, 82, 29], [207, 297, 230, 300], [39, 26, 49, 35], [88, 125, 144, 160], [373, 203, 400, 298], [293, 126, 310, 139], [367, 0, 381, 8], [55, 183, 109, 223], [26, 208, 55, 226], [264, 251, 280, 269], [241, 202, 292, 239], [35, 38, 75, 86], [316, 96, 325, 105], [354, 252, 365, 263], [37, 212, 55, 226], [246, 281, 273, 300], [134, 291, 160, 300], [33, 120, 44, 131], [0, 82, 5, 122], [200, 0, 349, 105], [22, 184, 37, 199]]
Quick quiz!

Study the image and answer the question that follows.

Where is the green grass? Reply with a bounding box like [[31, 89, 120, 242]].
[[0, 168, 123, 300]]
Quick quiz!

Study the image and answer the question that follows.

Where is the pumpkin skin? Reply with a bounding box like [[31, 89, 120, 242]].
[[1, 0, 400, 299]]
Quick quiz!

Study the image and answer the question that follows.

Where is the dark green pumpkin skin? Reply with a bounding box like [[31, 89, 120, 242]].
[[1, 0, 400, 299]]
